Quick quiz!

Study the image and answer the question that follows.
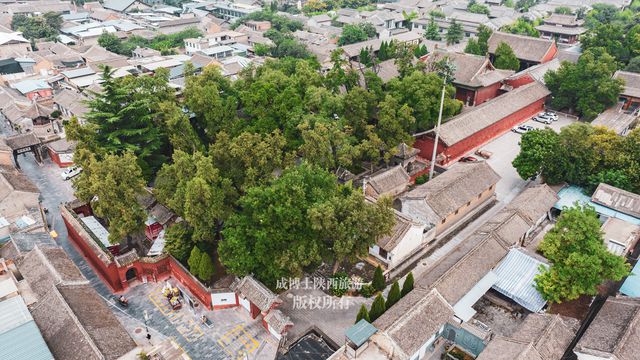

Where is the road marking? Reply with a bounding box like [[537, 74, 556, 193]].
[[148, 288, 204, 343], [217, 324, 259, 359]]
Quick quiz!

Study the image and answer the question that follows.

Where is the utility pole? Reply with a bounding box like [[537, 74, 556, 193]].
[[428, 59, 456, 181]]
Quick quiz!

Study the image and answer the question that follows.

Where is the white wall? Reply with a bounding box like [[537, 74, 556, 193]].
[[575, 352, 612, 360], [211, 292, 237, 307], [389, 224, 427, 269]]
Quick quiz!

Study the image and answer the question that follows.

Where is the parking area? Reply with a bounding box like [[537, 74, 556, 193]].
[[466, 112, 578, 202]]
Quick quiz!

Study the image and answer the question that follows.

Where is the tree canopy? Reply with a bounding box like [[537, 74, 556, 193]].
[[424, 17, 442, 41], [512, 124, 640, 194], [502, 18, 540, 37], [493, 42, 520, 71], [338, 23, 377, 46], [219, 163, 394, 286], [535, 205, 630, 303], [98, 28, 202, 56], [11, 12, 62, 40], [544, 48, 623, 119], [446, 20, 464, 45]]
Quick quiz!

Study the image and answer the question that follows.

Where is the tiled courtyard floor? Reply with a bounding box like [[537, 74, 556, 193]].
[[117, 282, 278, 360]]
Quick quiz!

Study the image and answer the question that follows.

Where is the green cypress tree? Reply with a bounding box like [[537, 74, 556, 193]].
[[446, 20, 464, 45], [355, 304, 370, 323], [197, 252, 215, 282], [369, 294, 386, 321], [372, 265, 386, 291], [187, 246, 202, 276], [494, 41, 520, 71], [401, 272, 414, 297], [424, 17, 441, 41], [464, 38, 482, 55], [379, 41, 388, 60], [386, 281, 401, 308]]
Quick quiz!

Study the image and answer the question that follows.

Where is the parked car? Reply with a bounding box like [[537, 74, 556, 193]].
[[533, 116, 553, 124], [460, 156, 478, 162], [512, 125, 535, 134], [539, 111, 558, 121], [61, 166, 82, 180], [475, 149, 493, 159]]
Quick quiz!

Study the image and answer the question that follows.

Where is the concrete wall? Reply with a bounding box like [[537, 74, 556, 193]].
[[389, 223, 428, 269]]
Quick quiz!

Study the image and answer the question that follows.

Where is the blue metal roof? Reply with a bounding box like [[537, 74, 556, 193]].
[[345, 319, 377, 347], [555, 186, 640, 226], [0, 321, 54, 360], [13, 79, 50, 95], [492, 249, 548, 312], [620, 261, 640, 297], [0, 296, 53, 360]]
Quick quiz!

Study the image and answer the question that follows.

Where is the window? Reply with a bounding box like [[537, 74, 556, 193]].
[[379, 248, 388, 259]]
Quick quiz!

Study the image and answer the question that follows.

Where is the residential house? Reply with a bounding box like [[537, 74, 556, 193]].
[[245, 20, 271, 31], [554, 185, 640, 226], [0, 165, 39, 219], [209, 1, 262, 20], [132, 46, 161, 58], [414, 81, 550, 165], [574, 297, 640, 360], [416, 185, 558, 321], [12, 79, 52, 100], [155, 16, 201, 35], [369, 210, 434, 271], [53, 89, 89, 121], [591, 183, 640, 220], [591, 105, 637, 136], [535, 14, 586, 44], [0, 32, 30, 56], [614, 70, 640, 111], [45, 138, 76, 168], [364, 165, 410, 200], [1, 101, 54, 136], [423, 50, 514, 106], [487, 32, 557, 70], [102, 0, 149, 13], [400, 161, 500, 236], [477, 313, 579, 360], [601, 217, 639, 256]]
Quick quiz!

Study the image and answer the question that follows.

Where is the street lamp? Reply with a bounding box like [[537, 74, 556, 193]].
[[428, 58, 457, 181], [143, 310, 151, 343]]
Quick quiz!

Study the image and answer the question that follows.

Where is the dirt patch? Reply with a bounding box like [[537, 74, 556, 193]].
[[548, 295, 593, 321], [472, 298, 526, 337]]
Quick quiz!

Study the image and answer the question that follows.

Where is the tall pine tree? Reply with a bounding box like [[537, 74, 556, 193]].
[[372, 265, 386, 291], [386, 281, 401, 308], [369, 294, 386, 321], [424, 17, 441, 41], [356, 304, 370, 323], [401, 272, 414, 297]]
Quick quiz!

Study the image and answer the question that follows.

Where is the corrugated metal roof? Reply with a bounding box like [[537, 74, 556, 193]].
[[620, 261, 640, 298], [345, 319, 377, 347], [492, 249, 548, 312], [0, 321, 54, 360], [0, 296, 31, 334]]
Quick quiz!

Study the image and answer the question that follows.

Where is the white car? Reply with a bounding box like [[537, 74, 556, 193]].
[[512, 125, 535, 134], [61, 166, 82, 180], [539, 111, 558, 121], [533, 116, 553, 124]]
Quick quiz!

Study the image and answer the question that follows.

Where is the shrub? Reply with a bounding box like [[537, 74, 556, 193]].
[[372, 265, 386, 291], [359, 284, 376, 298], [330, 272, 351, 297], [355, 304, 370, 323], [401, 272, 414, 297], [385, 281, 401, 308], [369, 293, 386, 321], [415, 174, 428, 185]]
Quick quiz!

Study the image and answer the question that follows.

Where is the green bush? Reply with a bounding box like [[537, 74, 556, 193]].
[[372, 266, 386, 291], [415, 174, 428, 185], [330, 272, 351, 297], [359, 284, 376, 298]]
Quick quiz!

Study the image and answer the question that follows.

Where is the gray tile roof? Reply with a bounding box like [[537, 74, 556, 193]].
[[367, 165, 409, 197], [231, 275, 279, 312], [437, 81, 550, 146], [487, 32, 555, 63], [373, 288, 454, 358], [401, 162, 500, 225], [615, 70, 640, 98], [425, 50, 512, 88], [478, 313, 578, 360], [17, 245, 137, 360], [377, 210, 415, 252], [263, 309, 293, 334], [591, 183, 640, 219], [415, 185, 557, 305], [576, 297, 640, 359]]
